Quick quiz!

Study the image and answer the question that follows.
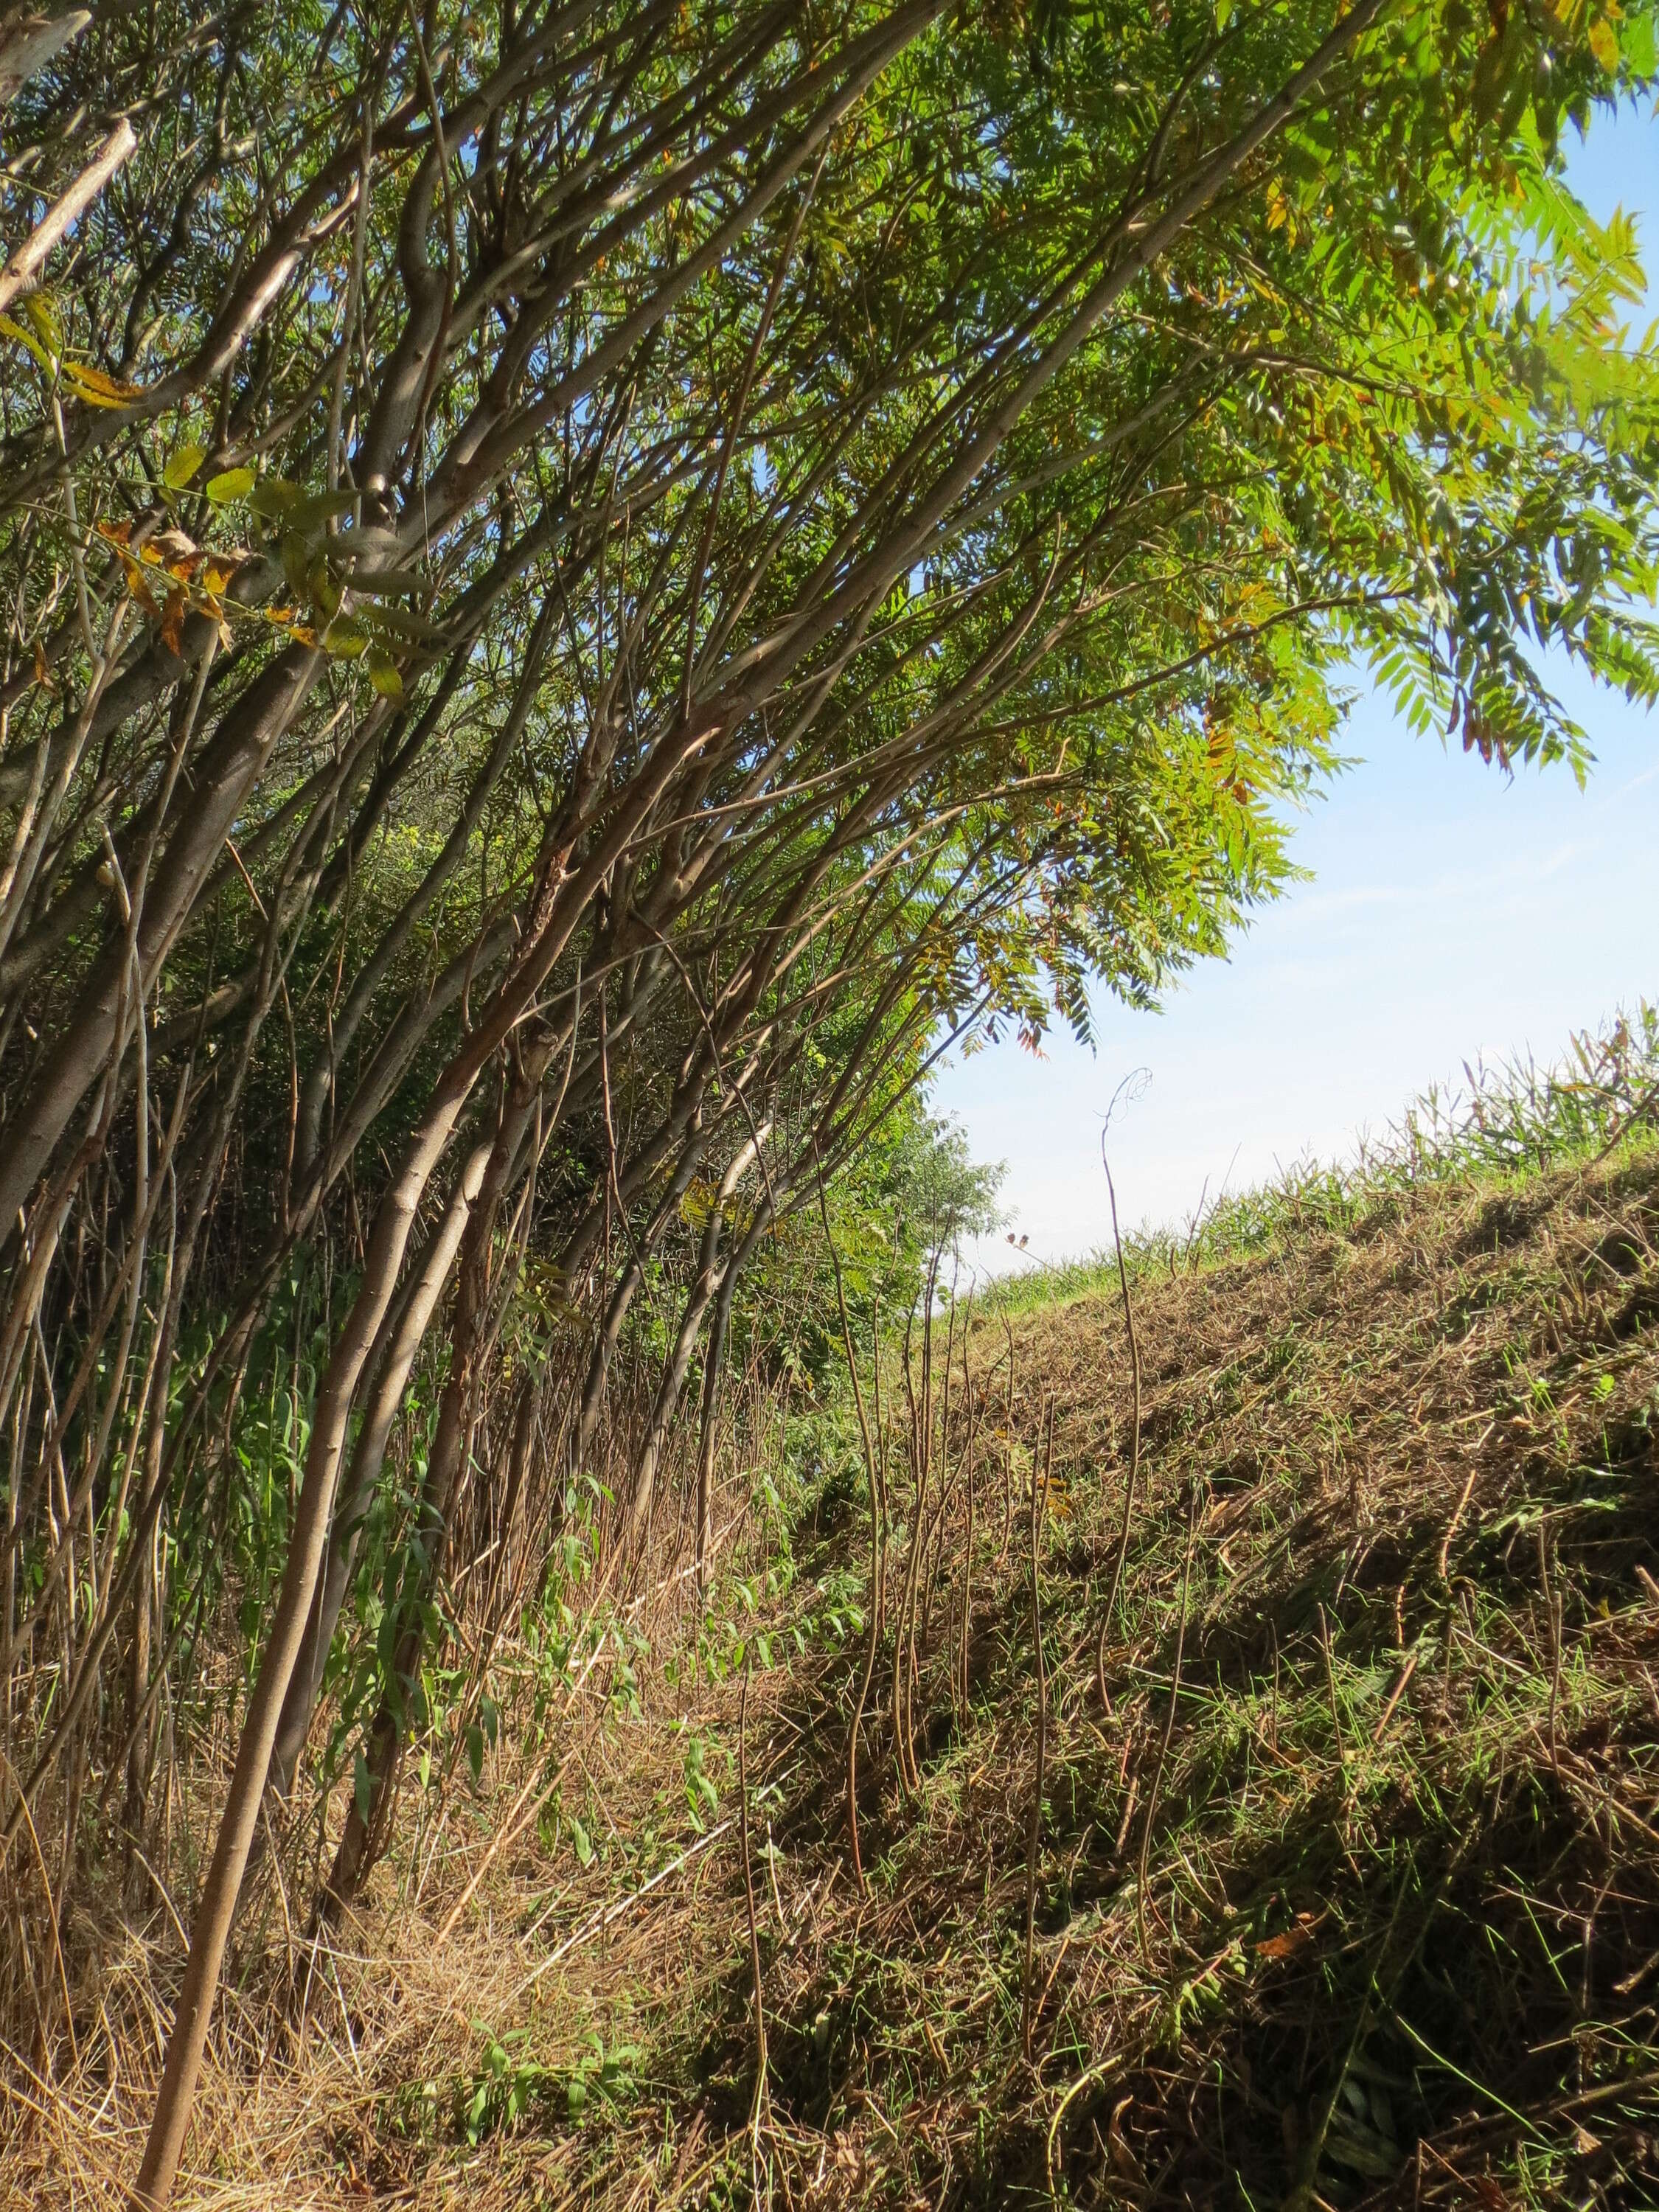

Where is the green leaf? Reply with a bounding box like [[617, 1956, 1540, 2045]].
[[1623, 9, 1656, 74], [281, 530, 310, 599], [163, 444, 206, 491], [353, 1747, 373, 1824], [569, 1814, 592, 1865], [248, 475, 300, 518], [359, 599, 446, 644], [366, 644, 404, 698], [307, 550, 343, 619], [288, 488, 358, 532], [322, 613, 368, 658], [341, 561, 429, 601], [204, 467, 255, 505]]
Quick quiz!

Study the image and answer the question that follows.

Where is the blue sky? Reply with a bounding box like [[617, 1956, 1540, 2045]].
[[934, 97, 1659, 1270]]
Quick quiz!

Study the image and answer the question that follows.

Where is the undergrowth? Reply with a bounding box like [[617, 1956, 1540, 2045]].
[[7, 1013, 1659, 2208]]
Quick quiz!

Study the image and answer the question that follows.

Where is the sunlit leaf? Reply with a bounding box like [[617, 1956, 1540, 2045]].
[[1587, 16, 1620, 72], [204, 467, 255, 504], [163, 444, 206, 490], [61, 360, 143, 406], [21, 291, 62, 359], [0, 311, 56, 375]]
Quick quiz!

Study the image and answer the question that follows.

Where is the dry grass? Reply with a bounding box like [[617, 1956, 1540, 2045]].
[[7, 1129, 1659, 2208]]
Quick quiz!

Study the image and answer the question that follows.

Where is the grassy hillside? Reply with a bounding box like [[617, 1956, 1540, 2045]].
[[12, 1032, 1659, 2210]]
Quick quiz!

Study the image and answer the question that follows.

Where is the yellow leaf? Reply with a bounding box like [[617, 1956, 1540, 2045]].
[[204, 467, 255, 505], [61, 360, 143, 406], [1588, 15, 1620, 69], [0, 311, 56, 375], [22, 291, 62, 358], [163, 444, 206, 491]]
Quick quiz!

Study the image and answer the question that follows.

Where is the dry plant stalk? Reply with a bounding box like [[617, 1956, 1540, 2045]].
[[737, 1660, 769, 2154], [998, 1312, 1017, 1566], [1096, 1143, 1144, 1711], [816, 1172, 883, 1891], [1135, 1478, 1200, 1967], [958, 1346, 975, 1710], [1021, 1395, 1054, 2063]]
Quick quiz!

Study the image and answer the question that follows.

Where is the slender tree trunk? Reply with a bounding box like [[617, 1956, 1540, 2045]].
[[265, 1144, 490, 1804], [313, 1041, 556, 1921], [132, 1059, 481, 2209], [627, 1128, 765, 1547], [0, 649, 319, 1238]]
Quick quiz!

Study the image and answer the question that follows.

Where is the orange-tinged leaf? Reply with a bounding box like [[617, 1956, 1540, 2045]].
[[123, 564, 161, 617], [1256, 1914, 1318, 1960], [160, 591, 187, 656], [62, 360, 143, 406]]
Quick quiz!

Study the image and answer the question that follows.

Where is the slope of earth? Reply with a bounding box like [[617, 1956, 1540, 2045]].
[[13, 1127, 1659, 2211]]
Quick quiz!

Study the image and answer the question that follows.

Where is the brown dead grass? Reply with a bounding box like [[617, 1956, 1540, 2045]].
[[7, 1136, 1659, 2208]]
